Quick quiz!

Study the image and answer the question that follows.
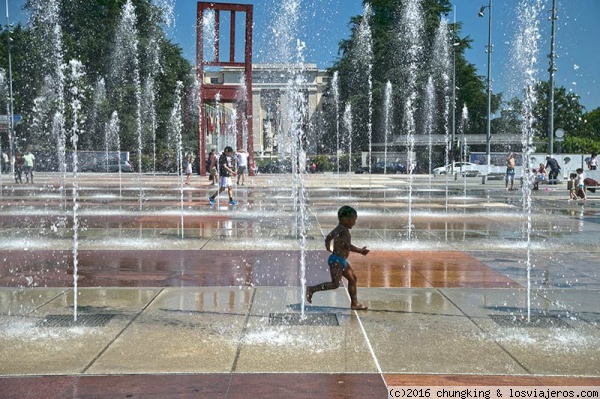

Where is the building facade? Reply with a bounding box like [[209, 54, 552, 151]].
[[203, 63, 329, 158]]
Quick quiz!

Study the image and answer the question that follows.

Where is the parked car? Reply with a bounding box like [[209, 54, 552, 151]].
[[433, 161, 482, 176], [355, 161, 407, 174], [102, 160, 133, 173]]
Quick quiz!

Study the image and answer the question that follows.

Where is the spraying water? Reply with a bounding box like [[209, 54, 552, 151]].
[[143, 76, 158, 175], [91, 78, 106, 152], [424, 77, 435, 185], [0, 70, 8, 195], [397, 0, 424, 240], [511, 0, 544, 322], [383, 81, 393, 171], [332, 71, 340, 184], [431, 18, 452, 193], [113, 0, 143, 210], [67, 60, 86, 321], [105, 111, 122, 198], [355, 4, 373, 178], [460, 105, 469, 198], [29, 0, 67, 210], [432, 18, 452, 213], [267, 0, 310, 315], [343, 103, 353, 187], [236, 73, 249, 147], [170, 81, 185, 239]]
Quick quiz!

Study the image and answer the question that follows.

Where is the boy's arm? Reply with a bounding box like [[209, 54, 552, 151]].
[[324, 230, 334, 252], [349, 243, 369, 256]]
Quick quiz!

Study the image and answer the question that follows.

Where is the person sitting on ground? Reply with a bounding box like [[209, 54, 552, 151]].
[[533, 163, 548, 190], [306, 205, 369, 311]]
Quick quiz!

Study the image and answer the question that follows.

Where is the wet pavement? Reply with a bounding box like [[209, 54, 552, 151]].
[[0, 172, 598, 397]]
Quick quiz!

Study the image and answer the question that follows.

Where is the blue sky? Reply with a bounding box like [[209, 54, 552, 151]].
[[6, 0, 600, 112]]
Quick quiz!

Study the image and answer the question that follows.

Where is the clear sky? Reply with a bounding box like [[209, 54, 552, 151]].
[[5, 0, 600, 111]]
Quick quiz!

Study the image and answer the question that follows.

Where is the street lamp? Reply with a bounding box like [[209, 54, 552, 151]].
[[4, 0, 15, 174], [451, 6, 458, 176], [548, 0, 557, 155], [478, 1, 492, 166]]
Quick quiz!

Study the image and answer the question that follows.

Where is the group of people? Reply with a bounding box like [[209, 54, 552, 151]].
[[506, 151, 599, 201], [568, 168, 588, 200], [2, 149, 35, 184], [506, 152, 563, 191]]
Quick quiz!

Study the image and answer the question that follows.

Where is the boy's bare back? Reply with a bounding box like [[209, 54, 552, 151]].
[[325, 224, 352, 259]]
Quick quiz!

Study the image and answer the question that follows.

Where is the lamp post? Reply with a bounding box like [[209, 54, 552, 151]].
[[548, 0, 557, 155], [4, 0, 15, 175], [478, 1, 492, 166], [451, 6, 458, 176]]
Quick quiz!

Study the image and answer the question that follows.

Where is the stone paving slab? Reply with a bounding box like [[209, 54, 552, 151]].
[[2, 286, 598, 377], [1, 173, 599, 393]]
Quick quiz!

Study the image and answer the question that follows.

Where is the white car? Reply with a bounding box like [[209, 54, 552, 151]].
[[433, 162, 483, 176]]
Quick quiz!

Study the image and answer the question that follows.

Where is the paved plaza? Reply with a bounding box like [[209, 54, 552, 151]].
[[0, 172, 598, 397]]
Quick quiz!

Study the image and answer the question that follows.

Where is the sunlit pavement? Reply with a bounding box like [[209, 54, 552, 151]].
[[0, 172, 598, 397]]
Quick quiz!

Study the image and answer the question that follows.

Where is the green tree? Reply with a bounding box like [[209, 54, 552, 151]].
[[2, 0, 194, 170], [581, 107, 600, 140], [533, 81, 586, 152], [325, 0, 499, 157]]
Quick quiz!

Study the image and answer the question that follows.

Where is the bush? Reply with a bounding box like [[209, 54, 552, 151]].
[[309, 154, 334, 171]]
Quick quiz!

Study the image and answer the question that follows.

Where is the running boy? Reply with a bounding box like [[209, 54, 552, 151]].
[[306, 205, 369, 310], [208, 146, 238, 205]]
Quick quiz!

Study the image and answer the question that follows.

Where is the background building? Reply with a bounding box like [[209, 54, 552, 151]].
[[203, 63, 328, 159]]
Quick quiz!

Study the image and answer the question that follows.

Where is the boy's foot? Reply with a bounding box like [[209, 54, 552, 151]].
[[305, 287, 313, 304], [208, 196, 214, 205], [351, 303, 368, 310], [229, 199, 238, 205]]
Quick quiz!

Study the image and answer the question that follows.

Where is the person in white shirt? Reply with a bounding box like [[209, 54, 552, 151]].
[[236, 148, 249, 185], [22, 149, 36, 184], [576, 168, 586, 200]]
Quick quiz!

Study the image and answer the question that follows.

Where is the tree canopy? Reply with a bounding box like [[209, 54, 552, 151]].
[[0, 0, 196, 170], [325, 0, 598, 161]]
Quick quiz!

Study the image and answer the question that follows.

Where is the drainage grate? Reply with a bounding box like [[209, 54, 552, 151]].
[[269, 312, 339, 326], [490, 314, 572, 328], [36, 314, 116, 328]]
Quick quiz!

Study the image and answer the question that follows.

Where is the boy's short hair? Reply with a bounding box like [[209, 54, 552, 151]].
[[338, 205, 357, 220], [224, 146, 233, 153]]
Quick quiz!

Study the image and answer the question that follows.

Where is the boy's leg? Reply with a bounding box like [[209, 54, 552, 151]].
[[306, 262, 343, 303], [343, 265, 367, 310], [210, 185, 224, 200]]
